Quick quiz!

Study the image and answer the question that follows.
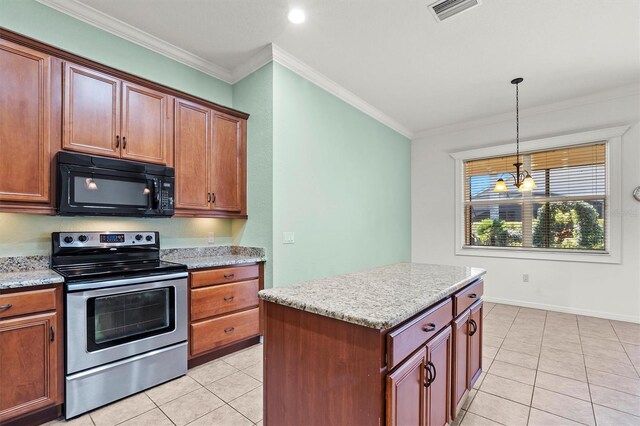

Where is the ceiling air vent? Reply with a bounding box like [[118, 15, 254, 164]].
[[429, 0, 482, 22]]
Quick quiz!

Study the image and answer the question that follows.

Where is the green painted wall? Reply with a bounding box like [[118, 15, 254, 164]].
[[231, 64, 274, 287], [0, 0, 232, 105], [272, 63, 411, 286]]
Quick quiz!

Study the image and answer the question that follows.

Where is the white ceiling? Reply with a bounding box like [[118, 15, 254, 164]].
[[49, 0, 640, 135]]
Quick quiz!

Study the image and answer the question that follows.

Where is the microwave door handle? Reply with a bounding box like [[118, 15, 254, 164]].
[[153, 179, 161, 209]]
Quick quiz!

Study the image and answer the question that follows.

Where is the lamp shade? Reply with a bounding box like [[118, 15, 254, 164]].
[[520, 175, 537, 191], [493, 178, 508, 192]]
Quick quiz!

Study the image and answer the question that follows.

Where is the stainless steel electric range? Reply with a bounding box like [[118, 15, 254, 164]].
[[51, 231, 188, 419]]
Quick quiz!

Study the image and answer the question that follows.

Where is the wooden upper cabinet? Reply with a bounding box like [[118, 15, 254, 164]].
[[121, 82, 171, 165], [0, 40, 51, 204], [211, 113, 243, 212], [63, 63, 120, 157], [174, 98, 211, 210]]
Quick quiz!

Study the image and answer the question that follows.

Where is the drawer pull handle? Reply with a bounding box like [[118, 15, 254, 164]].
[[424, 361, 436, 387], [224, 296, 235, 302], [469, 319, 478, 336], [0, 304, 12, 310], [423, 323, 436, 332], [224, 274, 235, 279], [468, 293, 478, 299], [224, 327, 235, 334]]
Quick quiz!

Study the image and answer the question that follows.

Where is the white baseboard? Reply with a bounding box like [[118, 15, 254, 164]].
[[483, 296, 640, 324]]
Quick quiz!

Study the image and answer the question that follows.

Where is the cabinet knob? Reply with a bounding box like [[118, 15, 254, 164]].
[[422, 323, 436, 332], [207, 193, 211, 202], [224, 327, 235, 334], [424, 361, 436, 387], [211, 192, 216, 203], [223, 295, 235, 302], [122, 136, 127, 149], [115, 135, 120, 148], [468, 293, 477, 299], [224, 273, 235, 279]]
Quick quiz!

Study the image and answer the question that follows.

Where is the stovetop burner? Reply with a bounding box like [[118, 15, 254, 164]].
[[50, 231, 187, 283]]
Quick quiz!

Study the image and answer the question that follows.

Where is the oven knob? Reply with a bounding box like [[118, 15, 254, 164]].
[[63, 236, 73, 244], [145, 235, 153, 242], [78, 235, 87, 242], [135, 234, 143, 241]]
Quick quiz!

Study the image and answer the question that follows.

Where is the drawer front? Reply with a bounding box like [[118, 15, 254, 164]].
[[190, 264, 259, 288], [191, 279, 259, 321], [454, 280, 484, 317], [387, 299, 453, 370], [190, 308, 259, 356], [0, 288, 57, 319]]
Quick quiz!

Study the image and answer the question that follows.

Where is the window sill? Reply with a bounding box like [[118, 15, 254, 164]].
[[456, 246, 621, 264]]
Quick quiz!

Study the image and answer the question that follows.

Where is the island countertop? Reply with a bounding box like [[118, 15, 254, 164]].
[[258, 262, 486, 329]]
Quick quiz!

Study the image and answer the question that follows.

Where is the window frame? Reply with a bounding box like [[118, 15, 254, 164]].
[[451, 126, 627, 264]]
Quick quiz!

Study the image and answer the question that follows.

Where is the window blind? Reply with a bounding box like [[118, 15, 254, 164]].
[[463, 142, 607, 251]]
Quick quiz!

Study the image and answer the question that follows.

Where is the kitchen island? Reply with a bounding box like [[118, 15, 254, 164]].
[[258, 263, 486, 426]]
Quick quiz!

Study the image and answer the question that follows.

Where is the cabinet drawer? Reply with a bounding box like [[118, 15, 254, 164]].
[[190, 308, 259, 356], [387, 299, 452, 370], [190, 264, 259, 288], [191, 279, 259, 321], [0, 288, 57, 319], [453, 280, 483, 317]]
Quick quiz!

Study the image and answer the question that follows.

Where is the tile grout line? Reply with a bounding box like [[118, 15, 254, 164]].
[[609, 322, 640, 378], [576, 315, 598, 425], [526, 308, 548, 426]]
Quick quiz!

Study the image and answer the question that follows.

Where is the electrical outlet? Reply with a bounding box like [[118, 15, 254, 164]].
[[208, 232, 215, 244], [283, 232, 295, 244], [522, 273, 529, 283]]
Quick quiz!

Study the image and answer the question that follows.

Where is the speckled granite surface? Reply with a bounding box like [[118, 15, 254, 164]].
[[161, 246, 266, 270], [0, 255, 63, 290], [259, 263, 486, 329]]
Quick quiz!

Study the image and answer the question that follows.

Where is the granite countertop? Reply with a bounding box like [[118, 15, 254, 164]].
[[258, 263, 486, 329], [0, 256, 64, 290], [161, 246, 266, 270]]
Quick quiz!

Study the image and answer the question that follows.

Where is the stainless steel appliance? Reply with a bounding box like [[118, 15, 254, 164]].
[[56, 152, 175, 217], [51, 231, 188, 418]]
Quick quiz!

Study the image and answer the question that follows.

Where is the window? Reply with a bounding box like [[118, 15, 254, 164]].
[[464, 143, 607, 252]]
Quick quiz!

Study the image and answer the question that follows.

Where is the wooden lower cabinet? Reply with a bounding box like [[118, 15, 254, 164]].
[[264, 279, 483, 426], [451, 300, 483, 420], [0, 286, 63, 424], [188, 263, 264, 365], [387, 326, 451, 426]]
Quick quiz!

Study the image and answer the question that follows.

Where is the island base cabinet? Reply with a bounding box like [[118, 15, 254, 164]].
[[386, 326, 451, 426], [468, 302, 483, 387]]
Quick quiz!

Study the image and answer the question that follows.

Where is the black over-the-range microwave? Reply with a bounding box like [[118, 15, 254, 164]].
[[56, 152, 175, 217]]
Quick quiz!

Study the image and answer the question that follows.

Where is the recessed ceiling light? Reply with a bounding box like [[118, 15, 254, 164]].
[[288, 9, 306, 24]]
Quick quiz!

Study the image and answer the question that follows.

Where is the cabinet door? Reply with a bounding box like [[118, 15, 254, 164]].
[[63, 63, 120, 157], [452, 311, 470, 419], [174, 98, 211, 210], [0, 40, 51, 203], [121, 81, 170, 165], [386, 348, 427, 426], [426, 326, 451, 426], [211, 113, 242, 212], [468, 302, 483, 389], [0, 312, 59, 422]]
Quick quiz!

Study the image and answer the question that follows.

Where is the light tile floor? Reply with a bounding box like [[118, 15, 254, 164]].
[[46, 303, 640, 426], [454, 302, 640, 426]]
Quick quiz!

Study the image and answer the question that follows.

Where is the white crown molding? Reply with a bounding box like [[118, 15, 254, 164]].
[[229, 44, 274, 84], [36, 0, 234, 82], [34, 0, 413, 138], [270, 44, 413, 138], [413, 83, 640, 140]]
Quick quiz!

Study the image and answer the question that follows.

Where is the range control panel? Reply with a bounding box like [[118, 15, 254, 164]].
[[58, 232, 157, 247]]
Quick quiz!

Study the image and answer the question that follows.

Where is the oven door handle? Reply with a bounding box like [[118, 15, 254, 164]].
[[66, 271, 188, 292]]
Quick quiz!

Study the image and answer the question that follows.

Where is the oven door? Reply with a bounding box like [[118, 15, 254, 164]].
[[66, 274, 187, 374], [58, 164, 156, 216]]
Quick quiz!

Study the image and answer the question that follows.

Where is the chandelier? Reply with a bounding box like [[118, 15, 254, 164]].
[[493, 78, 536, 192]]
